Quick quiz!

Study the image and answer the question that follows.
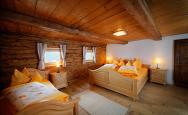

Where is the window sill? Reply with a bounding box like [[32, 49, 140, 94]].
[[45, 63, 56, 67], [85, 60, 94, 63]]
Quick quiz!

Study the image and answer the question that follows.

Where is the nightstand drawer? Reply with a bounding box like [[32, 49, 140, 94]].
[[50, 72, 68, 89], [151, 75, 165, 82], [150, 69, 167, 85]]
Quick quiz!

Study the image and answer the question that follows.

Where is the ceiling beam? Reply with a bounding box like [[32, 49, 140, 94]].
[[121, 0, 161, 40], [0, 10, 128, 44]]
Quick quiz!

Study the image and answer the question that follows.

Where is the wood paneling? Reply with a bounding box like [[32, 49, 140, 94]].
[[0, 33, 106, 90], [14, 0, 37, 16], [121, 0, 161, 40], [148, 0, 188, 36], [0, 10, 127, 44], [35, 0, 61, 19], [0, 0, 188, 43]]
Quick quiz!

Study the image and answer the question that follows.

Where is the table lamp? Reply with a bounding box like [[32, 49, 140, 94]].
[[56, 61, 60, 73], [154, 58, 161, 69], [106, 56, 112, 63]]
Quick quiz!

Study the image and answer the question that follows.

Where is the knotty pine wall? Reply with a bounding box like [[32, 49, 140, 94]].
[[0, 33, 106, 89]]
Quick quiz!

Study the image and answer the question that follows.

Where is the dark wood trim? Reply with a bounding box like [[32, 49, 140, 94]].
[[121, 0, 161, 40], [174, 39, 188, 88]]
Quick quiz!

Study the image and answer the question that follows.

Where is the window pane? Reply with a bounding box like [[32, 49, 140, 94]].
[[45, 50, 61, 63], [85, 52, 93, 61]]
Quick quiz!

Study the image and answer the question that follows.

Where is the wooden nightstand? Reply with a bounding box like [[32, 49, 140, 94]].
[[150, 69, 167, 85], [50, 72, 68, 89]]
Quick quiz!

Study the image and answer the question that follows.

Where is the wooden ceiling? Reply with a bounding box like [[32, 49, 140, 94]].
[[0, 0, 187, 44], [148, 0, 188, 36]]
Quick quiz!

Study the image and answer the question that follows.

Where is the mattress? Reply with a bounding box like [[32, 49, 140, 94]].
[[3, 81, 69, 111]]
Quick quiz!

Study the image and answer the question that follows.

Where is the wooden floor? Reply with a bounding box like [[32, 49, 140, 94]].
[[62, 78, 188, 115]]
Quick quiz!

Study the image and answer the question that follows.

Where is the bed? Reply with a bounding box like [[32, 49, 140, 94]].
[[89, 63, 149, 101], [2, 68, 79, 115]]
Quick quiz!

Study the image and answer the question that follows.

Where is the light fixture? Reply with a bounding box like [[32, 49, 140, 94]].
[[154, 58, 161, 69], [113, 30, 127, 36], [106, 56, 112, 63], [56, 61, 60, 73]]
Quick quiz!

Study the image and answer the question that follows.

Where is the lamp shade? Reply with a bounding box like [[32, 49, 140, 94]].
[[56, 61, 60, 67], [154, 58, 161, 64], [106, 56, 112, 63]]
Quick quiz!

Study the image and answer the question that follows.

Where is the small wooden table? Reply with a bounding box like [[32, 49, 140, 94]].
[[150, 69, 167, 85], [50, 72, 68, 89]]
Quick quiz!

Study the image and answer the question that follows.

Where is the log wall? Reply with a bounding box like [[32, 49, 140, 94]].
[[0, 33, 106, 90]]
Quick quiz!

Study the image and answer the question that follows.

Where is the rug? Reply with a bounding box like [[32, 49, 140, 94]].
[[75, 90, 129, 115]]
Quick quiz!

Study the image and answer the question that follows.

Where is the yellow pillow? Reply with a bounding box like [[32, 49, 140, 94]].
[[30, 71, 44, 82], [118, 59, 125, 66], [133, 58, 142, 70], [112, 59, 119, 65], [126, 61, 132, 66], [22, 67, 30, 77], [10, 69, 31, 86]]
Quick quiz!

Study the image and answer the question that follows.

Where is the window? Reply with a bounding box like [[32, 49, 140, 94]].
[[44, 48, 62, 65], [85, 50, 94, 62], [83, 46, 96, 64]]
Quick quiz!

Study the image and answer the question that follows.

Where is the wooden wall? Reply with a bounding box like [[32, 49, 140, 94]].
[[0, 33, 106, 90]]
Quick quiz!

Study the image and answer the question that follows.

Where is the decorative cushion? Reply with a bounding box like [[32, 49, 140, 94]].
[[30, 71, 44, 82], [27, 68, 49, 80], [118, 65, 138, 75], [126, 61, 132, 66], [22, 67, 30, 77], [133, 58, 142, 70], [118, 59, 125, 66], [112, 59, 119, 65], [10, 69, 31, 86]]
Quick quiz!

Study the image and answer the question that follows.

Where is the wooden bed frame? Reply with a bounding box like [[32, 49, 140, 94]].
[[1, 97, 80, 115], [1, 68, 80, 115], [89, 65, 149, 101]]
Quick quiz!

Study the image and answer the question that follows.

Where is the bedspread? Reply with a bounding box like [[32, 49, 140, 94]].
[[3, 82, 69, 111]]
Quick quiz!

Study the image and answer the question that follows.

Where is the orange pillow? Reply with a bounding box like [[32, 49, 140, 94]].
[[118, 59, 125, 66], [10, 69, 31, 86], [126, 61, 132, 66], [112, 59, 119, 65], [30, 71, 44, 82], [133, 58, 142, 70], [22, 67, 30, 77]]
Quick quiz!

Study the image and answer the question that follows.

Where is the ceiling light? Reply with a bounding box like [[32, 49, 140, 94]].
[[113, 30, 127, 36]]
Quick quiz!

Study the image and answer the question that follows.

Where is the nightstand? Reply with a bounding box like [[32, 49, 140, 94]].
[[150, 69, 167, 85], [50, 72, 68, 89]]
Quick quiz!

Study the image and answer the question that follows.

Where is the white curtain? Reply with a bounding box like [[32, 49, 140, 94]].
[[37, 43, 47, 70], [83, 46, 88, 64], [60, 44, 66, 67], [92, 47, 96, 63]]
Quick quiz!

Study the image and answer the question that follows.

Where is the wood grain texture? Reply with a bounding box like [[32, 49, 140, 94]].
[[121, 0, 161, 40], [0, 10, 127, 44], [0, 33, 106, 90], [174, 39, 188, 87], [150, 69, 167, 85], [0, 0, 187, 43], [14, 0, 37, 16], [89, 67, 148, 100], [0, 0, 149, 42], [148, 0, 188, 36]]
